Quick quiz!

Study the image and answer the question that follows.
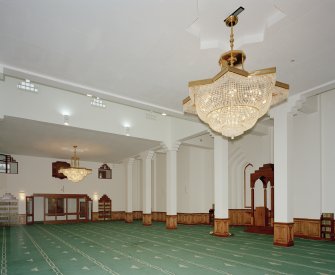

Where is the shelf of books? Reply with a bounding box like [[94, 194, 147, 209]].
[[98, 194, 112, 221], [0, 193, 18, 226], [320, 213, 334, 240]]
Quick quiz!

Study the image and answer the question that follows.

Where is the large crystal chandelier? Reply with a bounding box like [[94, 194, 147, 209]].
[[183, 7, 289, 139], [59, 146, 92, 183]]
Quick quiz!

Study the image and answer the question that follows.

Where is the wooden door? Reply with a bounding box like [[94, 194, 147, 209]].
[[26, 196, 34, 225]]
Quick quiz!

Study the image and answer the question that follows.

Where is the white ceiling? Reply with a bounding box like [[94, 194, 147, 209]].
[[0, 117, 160, 162], [0, 0, 334, 161]]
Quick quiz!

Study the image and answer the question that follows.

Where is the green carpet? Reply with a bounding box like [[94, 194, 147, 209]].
[[1, 221, 335, 274]]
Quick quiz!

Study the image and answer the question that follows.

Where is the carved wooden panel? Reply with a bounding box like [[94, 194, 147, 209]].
[[52, 161, 70, 179], [166, 215, 177, 229], [294, 218, 321, 239], [142, 213, 152, 225], [274, 222, 294, 246], [214, 218, 230, 237]]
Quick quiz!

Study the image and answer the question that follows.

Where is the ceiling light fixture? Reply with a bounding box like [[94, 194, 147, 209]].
[[183, 7, 289, 139], [17, 79, 38, 93], [124, 126, 130, 136], [59, 146, 92, 183], [161, 112, 167, 116], [63, 115, 70, 126], [90, 96, 106, 108]]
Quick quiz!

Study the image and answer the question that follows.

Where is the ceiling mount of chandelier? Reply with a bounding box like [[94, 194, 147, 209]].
[[183, 7, 289, 139], [59, 146, 92, 183]]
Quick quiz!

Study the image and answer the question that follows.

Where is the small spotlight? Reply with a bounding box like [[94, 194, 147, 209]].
[[86, 94, 93, 97], [63, 115, 70, 126], [161, 112, 167, 116], [124, 126, 130, 136]]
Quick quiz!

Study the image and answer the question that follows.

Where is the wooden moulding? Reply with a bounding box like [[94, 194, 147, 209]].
[[166, 215, 177, 229], [213, 218, 230, 237], [125, 212, 133, 223], [294, 218, 321, 240], [152, 212, 166, 222], [177, 213, 210, 225], [142, 213, 152, 226], [273, 222, 294, 247]]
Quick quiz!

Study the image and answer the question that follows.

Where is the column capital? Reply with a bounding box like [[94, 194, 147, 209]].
[[127, 157, 135, 166], [161, 141, 181, 152], [140, 150, 155, 160]]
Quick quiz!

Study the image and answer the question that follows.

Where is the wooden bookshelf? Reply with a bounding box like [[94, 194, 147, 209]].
[[0, 193, 18, 226], [98, 194, 112, 221], [320, 213, 334, 240]]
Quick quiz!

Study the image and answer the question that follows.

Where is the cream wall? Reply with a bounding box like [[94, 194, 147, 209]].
[[290, 104, 321, 218], [177, 145, 214, 213], [320, 90, 335, 214], [229, 132, 272, 210], [1, 155, 125, 214]]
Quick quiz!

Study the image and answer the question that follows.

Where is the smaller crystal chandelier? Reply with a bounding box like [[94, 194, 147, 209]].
[[59, 146, 92, 183], [183, 7, 289, 139]]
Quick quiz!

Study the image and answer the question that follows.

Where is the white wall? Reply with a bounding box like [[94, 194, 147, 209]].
[[2, 154, 125, 214], [290, 104, 321, 218], [229, 132, 272, 209], [321, 90, 335, 214], [177, 145, 214, 213]]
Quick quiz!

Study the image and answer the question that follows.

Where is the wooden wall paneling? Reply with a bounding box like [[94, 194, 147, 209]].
[[294, 218, 321, 239]]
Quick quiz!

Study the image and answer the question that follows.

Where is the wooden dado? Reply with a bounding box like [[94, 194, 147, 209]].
[[152, 212, 166, 222], [229, 209, 252, 225], [178, 213, 209, 225], [294, 218, 321, 239], [133, 211, 143, 220], [18, 214, 26, 225], [274, 222, 294, 246], [92, 212, 99, 221], [111, 211, 125, 221]]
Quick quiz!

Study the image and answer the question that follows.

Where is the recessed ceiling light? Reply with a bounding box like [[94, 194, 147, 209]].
[[63, 115, 70, 126], [86, 94, 93, 97], [124, 126, 130, 136], [161, 112, 167, 116]]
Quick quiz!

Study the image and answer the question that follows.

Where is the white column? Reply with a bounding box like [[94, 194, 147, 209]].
[[152, 154, 157, 212], [272, 105, 293, 223], [142, 151, 154, 214], [214, 135, 229, 219], [126, 158, 135, 213], [166, 142, 181, 215]]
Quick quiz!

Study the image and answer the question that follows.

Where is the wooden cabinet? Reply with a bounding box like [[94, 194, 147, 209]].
[[98, 195, 112, 221], [98, 164, 112, 179], [255, 207, 268, 226], [320, 213, 334, 240], [52, 161, 70, 179]]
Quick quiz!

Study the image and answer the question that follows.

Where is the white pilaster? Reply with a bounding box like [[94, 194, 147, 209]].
[[152, 154, 157, 212], [270, 104, 293, 223], [126, 158, 135, 213], [141, 151, 154, 214], [213, 135, 229, 219], [166, 142, 181, 215]]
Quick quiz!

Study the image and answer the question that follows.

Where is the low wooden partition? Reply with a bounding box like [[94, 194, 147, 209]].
[[294, 218, 321, 239], [229, 209, 252, 225]]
